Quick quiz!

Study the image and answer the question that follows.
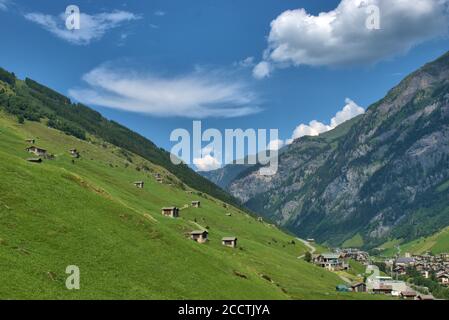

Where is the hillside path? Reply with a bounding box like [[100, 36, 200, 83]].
[[296, 238, 316, 259]]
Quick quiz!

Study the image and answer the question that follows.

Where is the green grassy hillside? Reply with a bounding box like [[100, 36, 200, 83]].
[[0, 112, 377, 300], [0, 68, 239, 208], [378, 227, 449, 257]]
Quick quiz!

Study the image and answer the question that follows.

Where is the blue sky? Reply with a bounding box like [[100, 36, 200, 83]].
[[1, 0, 449, 170]]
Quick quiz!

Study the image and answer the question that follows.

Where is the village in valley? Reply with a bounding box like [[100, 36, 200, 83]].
[[307, 241, 449, 300]]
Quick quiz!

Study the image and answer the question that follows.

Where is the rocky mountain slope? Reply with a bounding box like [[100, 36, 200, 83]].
[[199, 163, 252, 190], [218, 52, 449, 248]]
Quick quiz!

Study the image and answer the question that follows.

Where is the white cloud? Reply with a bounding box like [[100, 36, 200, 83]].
[[194, 155, 221, 171], [237, 57, 255, 68], [289, 98, 364, 142], [292, 120, 332, 141], [254, 0, 449, 77], [154, 10, 166, 16], [330, 98, 365, 128], [24, 10, 140, 45], [267, 139, 285, 151], [253, 61, 272, 79], [194, 146, 222, 171], [69, 64, 261, 118], [0, 0, 9, 11]]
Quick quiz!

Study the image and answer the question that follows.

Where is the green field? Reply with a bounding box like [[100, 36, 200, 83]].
[[0, 112, 381, 300], [342, 234, 364, 248], [379, 227, 449, 257]]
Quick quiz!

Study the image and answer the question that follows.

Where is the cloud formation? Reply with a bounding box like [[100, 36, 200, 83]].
[[69, 65, 261, 118], [193, 145, 222, 171], [194, 154, 222, 171], [253, 61, 272, 79], [287, 98, 364, 144], [254, 0, 449, 78], [237, 57, 255, 68], [24, 10, 140, 45], [267, 139, 285, 151], [0, 0, 9, 11]]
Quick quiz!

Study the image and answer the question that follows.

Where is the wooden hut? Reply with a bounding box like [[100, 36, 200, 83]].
[[190, 230, 208, 243], [401, 291, 417, 300], [222, 237, 237, 248], [351, 282, 367, 293], [26, 146, 47, 157], [133, 181, 144, 189], [69, 148, 80, 158], [161, 207, 179, 218], [191, 201, 201, 208]]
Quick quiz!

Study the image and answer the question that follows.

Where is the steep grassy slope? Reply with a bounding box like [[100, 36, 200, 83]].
[[379, 227, 449, 257], [0, 69, 238, 208], [0, 112, 377, 300]]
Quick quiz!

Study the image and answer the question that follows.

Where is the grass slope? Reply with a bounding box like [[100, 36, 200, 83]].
[[0, 72, 239, 209], [379, 227, 449, 257], [342, 233, 364, 248], [0, 112, 374, 300]]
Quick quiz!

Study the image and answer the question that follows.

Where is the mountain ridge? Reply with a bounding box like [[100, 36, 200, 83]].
[[206, 51, 449, 249]]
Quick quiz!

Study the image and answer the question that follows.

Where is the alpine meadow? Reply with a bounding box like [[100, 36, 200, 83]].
[[1, 0, 449, 305]]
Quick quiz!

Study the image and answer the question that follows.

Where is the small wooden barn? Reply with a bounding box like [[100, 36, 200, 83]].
[[191, 201, 201, 208], [222, 237, 237, 248], [133, 181, 144, 189], [401, 291, 417, 300], [161, 207, 179, 218], [69, 148, 80, 158], [351, 282, 367, 293], [26, 146, 47, 157], [190, 230, 208, 243], [25, 138, 35, 144]]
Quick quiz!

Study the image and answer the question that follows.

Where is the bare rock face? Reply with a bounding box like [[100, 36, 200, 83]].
[[224, 52, 449, 248]]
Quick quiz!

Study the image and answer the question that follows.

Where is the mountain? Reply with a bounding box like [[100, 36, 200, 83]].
[[199, 163, 255, 190], [0, 69, 238, 208], [199, 148, 291, 190], [0, 68, 386, 299], [218, 51, 449, 249]]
